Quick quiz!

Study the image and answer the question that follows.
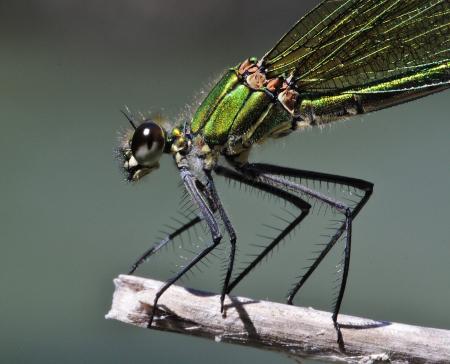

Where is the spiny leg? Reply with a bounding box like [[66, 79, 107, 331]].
[[204, 170, 236, 313], [213, 165, 311, 295], [148, 168, 222, 327], [238, 163, 373, 350], [128, 215, 202, 274], [149, 237, 221, 327], [333, 215, 352, 349], [286, 217, 350, 305], [288, 207, 352, 350]]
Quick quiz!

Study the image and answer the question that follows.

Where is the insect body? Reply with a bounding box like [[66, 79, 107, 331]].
[[117, 0, 450, 350]]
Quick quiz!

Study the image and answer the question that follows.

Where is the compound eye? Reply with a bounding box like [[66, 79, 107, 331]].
[[131, 121, 165, 166]]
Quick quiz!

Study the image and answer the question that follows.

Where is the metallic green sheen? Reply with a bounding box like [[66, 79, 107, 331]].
[[229, 91, 272, 137], [191, 70, 239, 133], [203, 84, 250, 145], [297, 61, 450, 126], [247, 103, 292, 145]]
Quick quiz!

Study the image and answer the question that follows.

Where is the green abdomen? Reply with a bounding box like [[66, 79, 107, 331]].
[[191, 69, 292, 152]]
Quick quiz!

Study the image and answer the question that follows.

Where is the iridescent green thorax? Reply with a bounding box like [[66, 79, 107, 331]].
[[203, 83, 251, 145], [190, 70, 240, 135], [190, 59, 296, 158]]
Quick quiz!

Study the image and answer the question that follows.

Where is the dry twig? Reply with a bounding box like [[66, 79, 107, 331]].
[[106, 275, 450, 363]]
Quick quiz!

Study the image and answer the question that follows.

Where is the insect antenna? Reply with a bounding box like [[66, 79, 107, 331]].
[[120, 108, 137, 130]]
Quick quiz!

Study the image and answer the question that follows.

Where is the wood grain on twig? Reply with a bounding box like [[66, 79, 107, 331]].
[[106, 275, 450, 363]]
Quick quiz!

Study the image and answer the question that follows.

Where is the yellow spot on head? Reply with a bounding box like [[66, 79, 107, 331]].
[[176, 137, 185, 147]]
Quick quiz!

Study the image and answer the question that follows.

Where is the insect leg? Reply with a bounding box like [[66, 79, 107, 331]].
[[128, 215, 202, 274], [147, 168, 222, 327], [238, 162, 373, 350], [204, 170, 237, 313], [213, 165, 311, 295]]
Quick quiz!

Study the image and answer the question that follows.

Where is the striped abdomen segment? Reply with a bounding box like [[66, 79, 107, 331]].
[[296, 61, 450, 128]]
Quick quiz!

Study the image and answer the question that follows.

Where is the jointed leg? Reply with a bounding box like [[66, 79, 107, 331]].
[[237, 163, 373, 350], [147, 167, 223, 327], [128, 215, 202, 274], [214, 165, 311, 295], [204, 170, 237, 313], [148, 237, 221, 327]]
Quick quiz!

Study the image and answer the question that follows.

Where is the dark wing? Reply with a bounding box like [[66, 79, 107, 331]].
[[262, 0, 450, 94]]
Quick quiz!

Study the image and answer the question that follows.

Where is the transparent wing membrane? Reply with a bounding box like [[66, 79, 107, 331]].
[[263, 0, 450, 94]]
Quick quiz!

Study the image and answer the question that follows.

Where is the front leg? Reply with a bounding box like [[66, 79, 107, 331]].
[[204, 170, 237, 313], [128, 215, 202, 274], [148, 167, 223, 327]]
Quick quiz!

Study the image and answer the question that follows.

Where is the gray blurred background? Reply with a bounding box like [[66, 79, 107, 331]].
[[1, 1, 449, 363]]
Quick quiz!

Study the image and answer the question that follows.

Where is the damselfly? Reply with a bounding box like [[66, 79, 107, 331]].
[[117, 0, 449, 349]]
